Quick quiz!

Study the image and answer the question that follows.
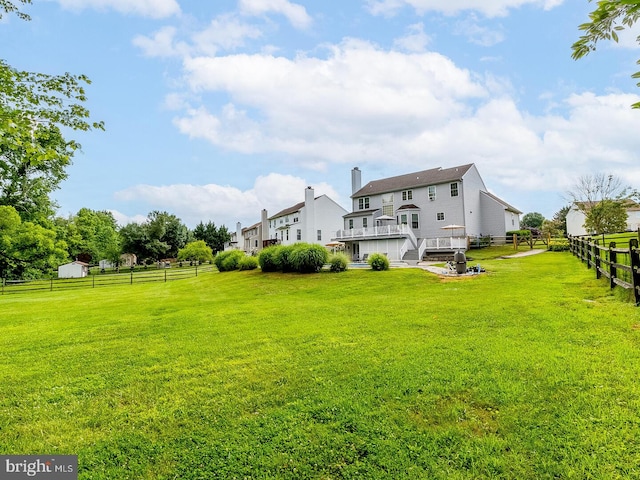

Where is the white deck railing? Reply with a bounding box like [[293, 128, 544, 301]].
[[334, 224, 413, 240], [423, 237, 467, 250]]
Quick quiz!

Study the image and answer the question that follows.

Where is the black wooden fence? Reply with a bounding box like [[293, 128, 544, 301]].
[[568, 236, 640, 306], [1, 263, 214, 296]]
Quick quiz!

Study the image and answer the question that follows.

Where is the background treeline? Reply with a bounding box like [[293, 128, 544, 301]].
[[0, 205, 230, 280]]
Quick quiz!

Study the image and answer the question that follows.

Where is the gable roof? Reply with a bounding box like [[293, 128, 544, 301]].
[[480, 191, 522, 214], [352, 164, 475, 198], [269, 200, 306, 220]]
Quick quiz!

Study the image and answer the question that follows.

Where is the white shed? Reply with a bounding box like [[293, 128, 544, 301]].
[[58, 261, 89, 278]]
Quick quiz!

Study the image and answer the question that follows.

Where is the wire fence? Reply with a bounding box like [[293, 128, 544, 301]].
[[1, 263, 215, 296]]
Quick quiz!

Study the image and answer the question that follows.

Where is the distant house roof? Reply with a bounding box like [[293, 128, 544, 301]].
[[269, 201, 306, 220], [269, 195, 326, 220], [352, 164, 474, 198], [481, 191, 522, 214], [343, 208, 379, 219]]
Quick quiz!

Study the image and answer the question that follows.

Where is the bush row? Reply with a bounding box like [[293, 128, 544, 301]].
[[258, 243, 329, 273]]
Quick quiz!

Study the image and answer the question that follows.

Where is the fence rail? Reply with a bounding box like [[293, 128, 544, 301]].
[[568, 236, 640, 306], [1, 264, 214, 296]]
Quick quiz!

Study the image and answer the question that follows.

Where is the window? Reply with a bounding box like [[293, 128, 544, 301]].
[[382, 193, 394, 216], [317, 230, 322, 241], [402, 190, 413, 201], [412, 213, 419, 229], [297, 229, 301, 241], [362, 218, 368, 228], [254, 240, 258, 248], [293, 215, 299, 222], [349, 219, 354, 229], [450, 182, 459, 197], [437, 212, 445, 221], [286, 229, 289, 241], [400, 214, 408, 225], [428, 186, 436, 201], [358, 197, 370, 210]]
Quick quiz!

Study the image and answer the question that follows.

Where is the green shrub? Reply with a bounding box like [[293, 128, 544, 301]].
[[328, 253, 349, 272], [238, 256, 259, 270], [258, 246, 282, 272], [290, 243, 328, 273], [548, 238, 570, 251], [278, 245, 296, 272], [368, 253, 389, 271], [506, 230, 531, 237], [214, 250, 245, 272]]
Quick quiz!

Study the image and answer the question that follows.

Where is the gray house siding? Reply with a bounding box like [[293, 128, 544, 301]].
[[479, 194, 506, 237], [460, 165, 487, 237]]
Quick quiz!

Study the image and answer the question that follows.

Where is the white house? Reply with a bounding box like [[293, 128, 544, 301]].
[[267, 187, 348, 247], [58, 261, 89, 278], [334, 164, 521, 261], [567, 202, 640, 236], [242, 210, 270, 255]]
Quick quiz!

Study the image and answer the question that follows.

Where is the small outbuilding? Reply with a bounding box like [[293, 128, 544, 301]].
[[58, 261, 89, 279]]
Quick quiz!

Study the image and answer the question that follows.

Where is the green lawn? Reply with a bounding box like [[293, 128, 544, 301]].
[[1, 251, 640, 479]]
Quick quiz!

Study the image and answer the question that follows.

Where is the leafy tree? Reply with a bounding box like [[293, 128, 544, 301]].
[[552, 205, 570, 235], [192, 221, 231, 254], [584, 199, 629, 234], [0, 205, 67, 279], [72, 209, 120, 263], [1, 1, 103, 224], [119, 212, 189, 263], [177, 240, 214, 263], [146, 211, 189, 258], [572, 0, 640, 108], [521, 212, 545, 229], [566, 173, 635, 233]]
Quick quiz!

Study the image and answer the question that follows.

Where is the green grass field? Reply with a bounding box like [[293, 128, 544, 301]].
[[1, 249, 640, 479]]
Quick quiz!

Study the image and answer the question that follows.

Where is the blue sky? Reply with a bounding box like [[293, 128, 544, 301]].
[[3, 0, 640, 228]]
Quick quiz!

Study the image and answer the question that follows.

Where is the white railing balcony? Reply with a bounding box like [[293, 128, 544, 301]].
[[423, 236, 467, 251], [334, 224, 413, 241]]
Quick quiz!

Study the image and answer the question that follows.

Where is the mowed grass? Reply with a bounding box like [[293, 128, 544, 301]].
[[1, 251, 640, 479]]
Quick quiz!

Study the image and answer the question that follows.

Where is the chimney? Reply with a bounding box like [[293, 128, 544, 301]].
[[236, 222, 242, 247], [351, 167, 361, 195], [261, 209, 268, 247], [305, 186, 315, 243]]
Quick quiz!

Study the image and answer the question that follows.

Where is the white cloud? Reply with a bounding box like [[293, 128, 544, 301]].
[[133, 26, 188, 58], [192, 14, 263, 54], [175, 39, 487, 163], [55, 0, 180, 18], [239, 0, 312, 29], [454, 15, 505, 46], [113, 174, 342, 228], [108, 210, 147, 226], [366, 0, 563, 18], [394, 22, 431, 52]]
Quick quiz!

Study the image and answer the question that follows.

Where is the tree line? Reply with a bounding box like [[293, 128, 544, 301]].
[[0, 206, 231, 279]]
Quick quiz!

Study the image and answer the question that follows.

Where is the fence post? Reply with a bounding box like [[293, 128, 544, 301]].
[[195, 263, 198, 277], [50, 276, 53, 292], [630, 239, 640, 306], [586, 240, 592, 269], [164, 269, 167, 282], [594, 240, 601, 279], [609, 242, 617, 290]]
